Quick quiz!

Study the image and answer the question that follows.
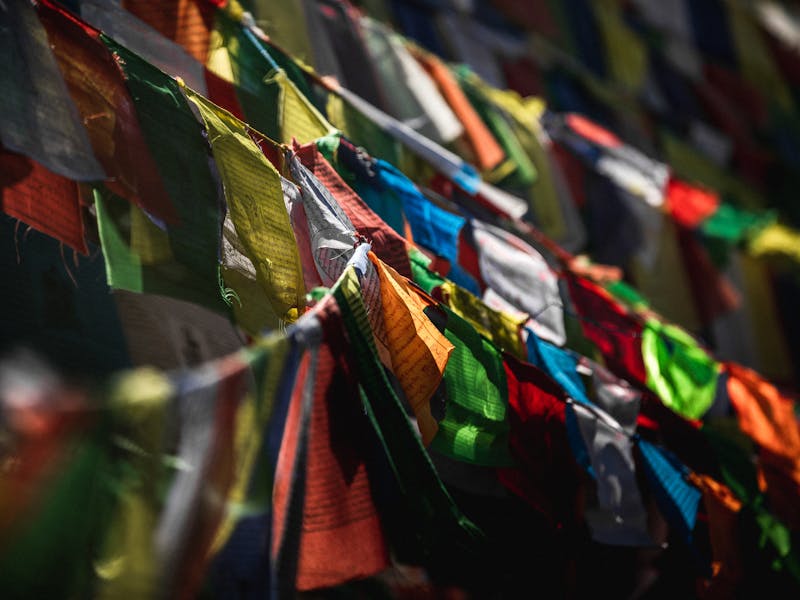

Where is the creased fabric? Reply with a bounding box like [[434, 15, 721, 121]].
[[637, 438, 702, 549], [271, 311, 390, 593], [92, 38, 225, 312], [567, 274, 647, 385], [576, 360, 652, 546], [333, 266, 486, 566], [360, 16, 463, 144], [39, 2, 178, 222], [641, 319, 720, 421], [186, 89, 305, 325], [369, 253, 454, 445], [412, 46, 506, 171], [472, 220, 566, 345], [497, 353, 583, 528], [80, 0, 208, 94], [295, 142, 412, 278], [0, 149, 87, 254], [0, 0, 104, 182]]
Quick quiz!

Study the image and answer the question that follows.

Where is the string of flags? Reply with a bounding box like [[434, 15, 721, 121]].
[[1, 0, 800, 598]]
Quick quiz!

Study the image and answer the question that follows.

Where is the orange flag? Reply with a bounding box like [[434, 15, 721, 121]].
[[369, 252, 454, 445], [726, 362, 800, 527]]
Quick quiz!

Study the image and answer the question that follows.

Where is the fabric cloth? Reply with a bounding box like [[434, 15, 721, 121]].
[[566, 275, 647, 385], [112, 290, 243, 370], [219, 193, 276, 335], [592, 0, 648, 91], [440, 281, 527, 361], [0, 0, 103, 182], [688, 473, 743, 597], [92, 38, 226, 313], [641, 319, 720, 421], [726, 362, 800, 528], [206, 332, 296, 600], [435, 11, 525, 90], [202, 66, 250, 130], [675, 224, 740, 325], [332, 266, 486, 565], [282, 173, 329, 294], [324, 85, 405, 167], [666, 177, 720, 229], [0, 373, 115, 599], [577, 359, 652, 546], [295, 142, 413, 278], [708, 251, 759, 369], [636, 438, 702, 550], [155, 355, 248, 599], [0, 148, 87, 254], [39, 2, 178, 223], [455, 66, 538, 188], [248, 0, 316, 67], [360, 17, 463, 144], [203, 14, 281, 139], [369, 157, 481, 293], [747, 222, 800, 266], [287, 153, 358, 287], [275, 69, 337, 145], [90, 368, 173, 600], [628, 217, 702, 332], [369, 253, 454, 445], [412, 46, 506, 171], [271, 310, 390, 593], [701, 202, 773, 244], [80, 0, 207, 94], [588, 360, 643, 436], [336, 137, 407, 236], [573, 401, 651, 546], [582, 169, 645, 269], [210, 15, 336, 145], [186, 90, 306, 326], [285, 157, 392, 377], [703, 420, 800, 582], [553, 112, 669, 210], [735, 253, 794, 383], [526, 332, 587, 404], [332, 73, 483, 195], [122, 0, 216, 64], [497, 353, 583, 528], [478, 88, 575, 237], [472, 220, 566, 345], [430, 305, 514, 467], [620, 188, 666, 272], [302, 0, 387, 110], [525, 331, 651, 545]]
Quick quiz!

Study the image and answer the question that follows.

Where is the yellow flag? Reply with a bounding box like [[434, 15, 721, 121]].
[[593, 0, 647, 91], [748, 222, 800, 265], [440, 281, 527, 360], [276, 71, 336, 144], [247, 0, 316, 66], [738, 253, 793, 382], [130, 205, 173, 264], [95, 368, 172, 600], [726, 0, 793, 112], [206, 25, 237, 84], [185, 89, 305, 328]]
